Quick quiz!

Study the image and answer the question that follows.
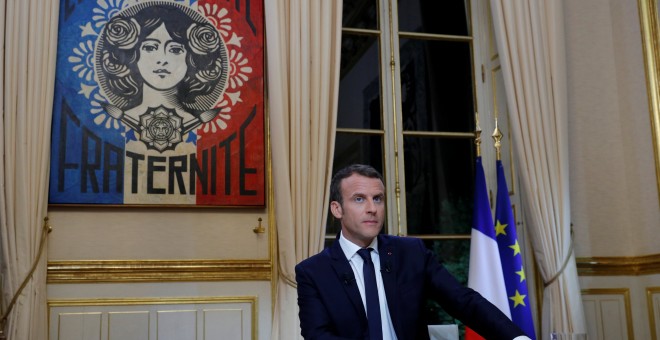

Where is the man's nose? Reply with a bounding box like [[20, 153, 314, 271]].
[[365, 199, 376, 214]]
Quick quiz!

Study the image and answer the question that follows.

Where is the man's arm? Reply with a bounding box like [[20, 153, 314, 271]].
[[419, 241, 528, 340]]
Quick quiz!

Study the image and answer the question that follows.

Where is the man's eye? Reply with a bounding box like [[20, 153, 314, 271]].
[[355, 197, 364, 203], [374, 196, 383, 203]]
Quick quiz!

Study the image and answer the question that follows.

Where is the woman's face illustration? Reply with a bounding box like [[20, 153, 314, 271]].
[[137, 23, 188, 90]]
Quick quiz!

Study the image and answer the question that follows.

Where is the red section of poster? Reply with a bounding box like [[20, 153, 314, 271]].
[[195, 0, 265, 206]]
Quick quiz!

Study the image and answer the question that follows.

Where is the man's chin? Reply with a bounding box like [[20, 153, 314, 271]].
[[365, 227, 383, 238]]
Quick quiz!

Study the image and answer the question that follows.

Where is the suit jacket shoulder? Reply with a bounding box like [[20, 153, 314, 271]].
[[295, 240, 369, 339]]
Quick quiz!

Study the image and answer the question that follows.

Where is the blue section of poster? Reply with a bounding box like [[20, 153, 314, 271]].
[[50, 0, 129, 204]]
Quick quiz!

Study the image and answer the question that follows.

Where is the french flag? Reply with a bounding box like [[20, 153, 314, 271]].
[[466, 156, 510, 339]]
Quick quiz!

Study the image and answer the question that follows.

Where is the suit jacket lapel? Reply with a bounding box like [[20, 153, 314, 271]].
[[329, 239, 368, 322]]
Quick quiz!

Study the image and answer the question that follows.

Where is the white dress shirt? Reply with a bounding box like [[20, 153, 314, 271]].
[[339, 232, 397, 340]]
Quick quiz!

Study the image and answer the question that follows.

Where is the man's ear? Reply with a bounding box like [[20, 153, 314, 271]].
[[330, 201, 343, 219]]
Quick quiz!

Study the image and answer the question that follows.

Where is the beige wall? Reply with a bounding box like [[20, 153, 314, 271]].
[[565, 0, 660, 258], [565, 1, 660, 339], [48, 207, 269, 260]]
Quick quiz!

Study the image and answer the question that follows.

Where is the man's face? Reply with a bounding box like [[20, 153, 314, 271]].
[[331, 173, 385, 248]]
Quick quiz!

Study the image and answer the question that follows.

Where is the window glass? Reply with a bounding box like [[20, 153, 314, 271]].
[[397, 0, 469, 35], [424, 239, 470, 337], [404, 138, 474, 235], [425, 239, 470, 284], [339, 34, 382, 129], [332, 133, 384, 176], [399, 39, 474, 133], [343, 0, 379, 30]]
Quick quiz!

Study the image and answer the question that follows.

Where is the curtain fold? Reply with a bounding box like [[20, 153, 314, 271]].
[[489, 0, 586, 338], [0, 0, 59, 338], [265, 0, 342, 338]]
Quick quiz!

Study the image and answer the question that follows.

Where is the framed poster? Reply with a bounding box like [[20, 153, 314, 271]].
[[49, 0, 265, 206]]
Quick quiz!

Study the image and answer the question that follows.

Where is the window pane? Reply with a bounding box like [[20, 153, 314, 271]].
[[326, 221, 341, 238], [399, 39, 474, 133], [333, 133, 384, 176], [339, 34, 382, 129], [343, 0, 378, 30], [423, 239, 470, 328], [398, 0, 469, 35], [324, 238, 336, 249], [404, 137, 474, 235], [425, 239, 470, 285]]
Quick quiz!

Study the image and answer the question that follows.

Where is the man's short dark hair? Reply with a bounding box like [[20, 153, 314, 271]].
[[329, 164, 384, 205]]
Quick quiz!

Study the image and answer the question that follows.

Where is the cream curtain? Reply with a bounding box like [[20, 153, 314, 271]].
[[265, 0, 342, 338], [489, 0, 586, 338], [0, 0, 59, 338]]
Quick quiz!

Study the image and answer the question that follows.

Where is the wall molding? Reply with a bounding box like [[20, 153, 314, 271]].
[[48, 296, 258, 340], [577, 254, 660, 276], [48, 255, 659, 281], [647, 286, 660, 340], [581, 288, 635, 340], [48, 259, 271, 283]]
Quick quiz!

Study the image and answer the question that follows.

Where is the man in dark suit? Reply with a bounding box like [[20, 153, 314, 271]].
[[296, 164, 532, 340]]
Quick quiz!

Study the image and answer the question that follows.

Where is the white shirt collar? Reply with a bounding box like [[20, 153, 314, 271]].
[[339, 231, 379, 261]]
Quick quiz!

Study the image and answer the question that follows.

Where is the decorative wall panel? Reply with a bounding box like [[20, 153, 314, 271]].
[[49, 297, 255, 340], [581, 289, 634, 340], [648, 287, 660, 340]]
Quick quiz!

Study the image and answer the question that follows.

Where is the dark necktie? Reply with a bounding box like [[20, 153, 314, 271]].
[[357, 248, 382, 340]]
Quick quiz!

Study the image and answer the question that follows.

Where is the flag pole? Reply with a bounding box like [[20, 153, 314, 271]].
[[492, 118, 503, 161], [475, 112, 482, 157]]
